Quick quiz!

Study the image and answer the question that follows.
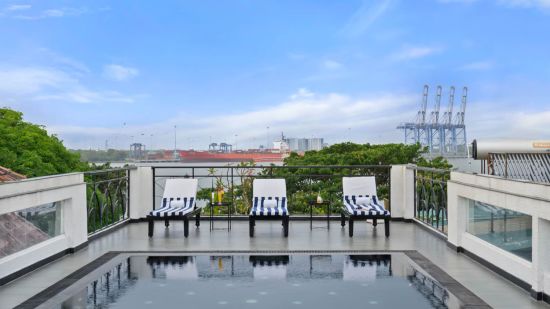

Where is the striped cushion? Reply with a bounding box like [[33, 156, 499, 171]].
[[343, 195, 390, 216], [250, 196, 288, 216], [150, 197, 195, 217]]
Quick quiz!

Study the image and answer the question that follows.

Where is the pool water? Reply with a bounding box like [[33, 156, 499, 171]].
[[47, 254, 459, 309]]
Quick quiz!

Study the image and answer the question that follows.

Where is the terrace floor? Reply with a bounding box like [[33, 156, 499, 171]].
[[0, 220, 547, 309]]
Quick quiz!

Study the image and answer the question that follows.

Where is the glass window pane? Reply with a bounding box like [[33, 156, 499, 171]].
[[0, 202, 63, 258], [467, 199, 532, 261]]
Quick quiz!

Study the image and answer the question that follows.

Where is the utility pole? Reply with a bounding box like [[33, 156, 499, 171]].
[[266, 126, 270, 150], [173, 125, 178, 160]]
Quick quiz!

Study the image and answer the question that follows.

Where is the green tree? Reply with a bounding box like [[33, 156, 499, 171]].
[[266, 142, 452, 214], [0, 108, 88, 177]]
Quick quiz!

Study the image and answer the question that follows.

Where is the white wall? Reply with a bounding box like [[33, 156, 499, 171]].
[[390, 165, 415, 219], [129, 166, 153, 219], [447, 172, 550, 295], [0, 173, 87, 280]]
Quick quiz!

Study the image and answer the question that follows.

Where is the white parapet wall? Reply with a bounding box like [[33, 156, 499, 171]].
[[0, 173, 87, 282], [129, 165, 153, 219], [390, 164, 415, 220], [447, 172, 550, 297]]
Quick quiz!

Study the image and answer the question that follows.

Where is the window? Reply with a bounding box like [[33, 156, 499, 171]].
[[0, 202, 63, 258], [467, 199, 532, 261]]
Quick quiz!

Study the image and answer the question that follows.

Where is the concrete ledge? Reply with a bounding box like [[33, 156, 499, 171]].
[[412, 220, 448, 241], [448, 245, 533, 296], [88, 220, 130, 242], [131, 216, 408, 222], [0, 241, 88, 286]]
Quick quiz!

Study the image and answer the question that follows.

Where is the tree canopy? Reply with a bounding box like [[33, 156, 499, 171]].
[[283, 142, 451, 168], [0, 108, 88, 177]]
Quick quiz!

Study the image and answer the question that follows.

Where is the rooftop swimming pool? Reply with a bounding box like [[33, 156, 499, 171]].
[[24, 251, 489, 309]]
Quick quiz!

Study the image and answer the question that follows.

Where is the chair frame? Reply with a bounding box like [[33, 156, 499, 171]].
[[340, 212, 390, 237], [147, 178, 201, 238], [147, 210, 202, 238], [340, 177, 390, 238], [249, 179, 289, 238], [249, 214, 289, 238]]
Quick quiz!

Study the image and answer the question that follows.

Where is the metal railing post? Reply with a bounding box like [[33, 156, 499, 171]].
[[152, 167, 156, 210]]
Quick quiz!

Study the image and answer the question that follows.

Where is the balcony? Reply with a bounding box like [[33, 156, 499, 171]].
[[0, 164, 549, 308]]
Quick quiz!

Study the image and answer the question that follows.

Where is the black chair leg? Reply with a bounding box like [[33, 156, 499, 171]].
[[349, 218, 354, 237], [341, 213, 346, 227], [195, 213, 200, 227], [373, 219, 377, 227], [184, 218, 189, 237], [165, 219, 169, 227], [148, 218, 154, 237], [249, 217, 255, 237], [384, 218, 390, 237], [283, 217, 289, 237]]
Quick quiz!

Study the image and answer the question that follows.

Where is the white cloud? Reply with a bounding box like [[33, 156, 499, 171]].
[[439, 0, 550, 10], [458, 60, 494, 71], [437, 0, 478, 3], [391, 45, 443, 61], [497, 0, 550, 9], [290, 88, 315, 99], [1, 6, 106, 20], [467, 101, 550, 139], [342, 0, 393, 37], [49, 88, 418, 149], [5, 4, 31, 11], [0, 66, 137, 103], [36, 48, 90, 74], [322, 60, 343, 70], [102, 64, 140, 81], [44, 87, 550, 150]]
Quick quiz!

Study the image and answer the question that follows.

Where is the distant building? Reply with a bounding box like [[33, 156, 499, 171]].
[[284, 137, 325, 152], [307, 138, 324, 151], [130, 143, 146, 160]]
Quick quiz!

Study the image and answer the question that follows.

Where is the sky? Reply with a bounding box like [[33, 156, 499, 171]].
[[1, 0, 549, 150]]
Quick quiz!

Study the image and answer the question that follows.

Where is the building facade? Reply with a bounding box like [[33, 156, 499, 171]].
[[285, 137, 324, 152]]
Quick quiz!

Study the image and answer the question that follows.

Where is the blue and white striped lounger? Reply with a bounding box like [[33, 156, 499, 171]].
[[147, 178, 200, 238], [150, 197, 196, 217], [249, 179, 289, 237], [343, 195, 390, 217], [250, 197, 288, 216], [341, 177, 390, 237]]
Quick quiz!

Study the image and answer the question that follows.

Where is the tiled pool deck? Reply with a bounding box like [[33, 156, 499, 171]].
[[0, 220, 547, 309]]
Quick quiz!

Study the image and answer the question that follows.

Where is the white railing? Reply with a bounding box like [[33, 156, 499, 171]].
[[447, 172, 550, 298], [0, 173, 87, 282]]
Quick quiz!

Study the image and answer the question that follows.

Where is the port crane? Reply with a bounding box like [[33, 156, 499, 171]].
[[397, 85, 468, 157]]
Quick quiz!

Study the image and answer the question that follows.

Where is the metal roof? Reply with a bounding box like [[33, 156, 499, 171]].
[[0, 166, 26, 182]]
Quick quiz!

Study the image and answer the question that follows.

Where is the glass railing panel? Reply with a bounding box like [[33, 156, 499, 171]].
[[466, 199, 532, 261]]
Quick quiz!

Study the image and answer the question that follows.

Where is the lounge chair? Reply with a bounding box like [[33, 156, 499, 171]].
[[249, 178, 289, 237], [147, 178, 201, 238], [341, 176, 390, 237]]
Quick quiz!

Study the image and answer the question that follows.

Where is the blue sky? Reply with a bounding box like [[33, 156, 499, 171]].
[[1, 0, 549, 150]]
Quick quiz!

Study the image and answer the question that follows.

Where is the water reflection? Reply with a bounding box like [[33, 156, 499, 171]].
[[57, 254, 452, 309]]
